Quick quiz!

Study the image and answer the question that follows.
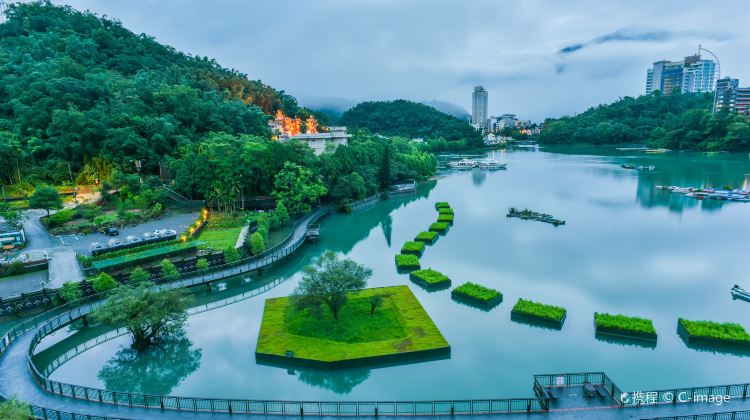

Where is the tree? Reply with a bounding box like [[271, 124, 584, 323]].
[[129, 267, 151, 285], [379, 143, 392, 190], [223, 246, 240, 263], [0, 397, 30, 420], [93, 272, 118, 293], [291, 251, 372, 321], [369, 295, 384, 315], [59, 281, 83, 302], [29, 185, 62, 216], [272, 162, 327, 214], [332, 172, 367, 202], [249, 231, 265, 255], [90, 283, 193, 350], [161, 259, 179, 281], [196, 258, 209, 271], [274, 200, 289, 225], [0, 203, 22, 226]]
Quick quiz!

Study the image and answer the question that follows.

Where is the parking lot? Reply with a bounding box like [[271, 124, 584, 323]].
[[58, 211, 199, 255]]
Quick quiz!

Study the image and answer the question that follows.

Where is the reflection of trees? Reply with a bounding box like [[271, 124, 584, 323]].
[[98, 334, 202, 395], [295, 367, 371, 394], [471, 170, 486, 187], [380, 214, 392, 246]]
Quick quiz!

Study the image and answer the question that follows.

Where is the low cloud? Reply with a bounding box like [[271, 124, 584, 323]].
[[559, 26, 732, 55]]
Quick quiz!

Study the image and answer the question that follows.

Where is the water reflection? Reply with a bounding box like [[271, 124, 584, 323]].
[[97, 334, 202, 395], [295, 367, 371, 394], [471, 170, 486, 186]]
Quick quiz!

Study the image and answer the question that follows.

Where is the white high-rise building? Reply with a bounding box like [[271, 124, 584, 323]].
[[645, 54, 716, 95], [472, 86, 488, 129]]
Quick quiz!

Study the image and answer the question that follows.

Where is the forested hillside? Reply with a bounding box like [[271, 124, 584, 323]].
[[540, 92, 750, 151], [340, 100, 482, 148]]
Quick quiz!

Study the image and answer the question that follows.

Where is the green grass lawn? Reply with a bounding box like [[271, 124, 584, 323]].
[[198, 226, 243, 250], [256, 285, 450, 365]]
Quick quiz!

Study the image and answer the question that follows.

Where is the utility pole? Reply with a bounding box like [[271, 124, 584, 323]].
[[698, 44, 721, 114]]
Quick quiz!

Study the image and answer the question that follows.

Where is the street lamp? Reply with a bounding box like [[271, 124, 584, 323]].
[[698, 45, 720, 114]]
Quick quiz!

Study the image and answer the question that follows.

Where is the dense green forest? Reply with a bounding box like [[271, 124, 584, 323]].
[[0, 2, 435, 211], [340, 100, 482, 148], [540, 92, 750, 151]]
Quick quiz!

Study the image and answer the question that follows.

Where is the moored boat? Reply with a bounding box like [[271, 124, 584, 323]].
[[477, 160, 507, 170], [731, 285, 750, 302], [448, 158, 478, 170]]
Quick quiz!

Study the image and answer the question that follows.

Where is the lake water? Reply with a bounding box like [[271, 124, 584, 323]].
[[37, 147, 750, 401]]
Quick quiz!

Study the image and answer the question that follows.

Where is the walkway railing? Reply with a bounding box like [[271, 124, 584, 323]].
[[643, 410, 750, 420], [534, 372, 623, 406]]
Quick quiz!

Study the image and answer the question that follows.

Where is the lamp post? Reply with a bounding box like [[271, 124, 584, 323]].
[[698, 45, 720, 114]]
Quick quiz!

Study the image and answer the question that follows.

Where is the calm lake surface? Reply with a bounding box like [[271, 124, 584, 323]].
[[38, 147, 750, 400]]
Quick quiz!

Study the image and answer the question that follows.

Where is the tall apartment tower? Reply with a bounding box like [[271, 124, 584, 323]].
[[472, 86, 488, 129], [645, 54, 716, 95], [715, 77, 750, 116]]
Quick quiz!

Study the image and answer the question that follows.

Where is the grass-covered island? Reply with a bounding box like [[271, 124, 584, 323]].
[[415, 231, 439, 244], [678, 318, 750, 349], [400, 241, 426, 256], [395, 254, 421, 271], [429, 222, 450, 233], [594, 313, 657, 341], [256, 285, 450, 367], [451, 282, 502, 309], [437, 207, 454, 215], [409, 269, 451, 290], [511, 299, 567, 328], [435, 202, 451, 210], [437, 214, 454, 224]]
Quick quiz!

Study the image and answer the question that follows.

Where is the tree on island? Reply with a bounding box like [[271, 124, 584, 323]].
[[90, 283, 193, 350], [29, 185, 62, 216], [292, 251, 372, 321]]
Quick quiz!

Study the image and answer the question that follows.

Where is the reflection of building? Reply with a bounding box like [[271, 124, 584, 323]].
[[646, 54, 717, 95], [0, 222, 25, 250], [715, 77, 750, 116], [472, 86, 488, 129], [291, 126, 351, 156]]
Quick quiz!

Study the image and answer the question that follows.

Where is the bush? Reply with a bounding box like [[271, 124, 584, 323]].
[[429, 222, 450, 233], [435, 202, 450, 209], [409, 269, 451, 287], [93, 272, 118, 293], [0, 261, 25, 277], [224, 246, 240, 263], [437, 214, 454, 223], [274, 201, 290, 225], [0, 397, 30, 420], [414, 231, 438, 243], [48, 209, 75, 227], [161, 259, 179, 281], [678, 318, 750, 342], [400, 241, 425, 255], [438, 207, 454, 214], [594, 313, 656, 336], [59, 281, 83, 302], [512, 299, 567, 322], [129, 266, 151, 285], [394, 254, 420, 270], [250, 231, 266, 255], [196, 257, 209, 271], [452, 282, 502, 305]]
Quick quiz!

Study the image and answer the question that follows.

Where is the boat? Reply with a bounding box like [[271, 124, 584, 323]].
[[477, 160, 507, 170], [644, 148, 670, 154], [448, 158, 478, 170], [621, 164, 655, 171], [731, 285, 750, 302]]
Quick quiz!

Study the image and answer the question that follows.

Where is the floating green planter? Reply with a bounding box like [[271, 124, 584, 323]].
[[437, 214, 454, 224], [511, 299, 566, 329], [409, 269, 451, 290], [435, 202, 450, 209], [437, 207, 454, 215], [678, 318, 750, 349], [451, 282, 502, 309], [414, 231, 438, 244], [429, 222, 450, 233], [594, 313, 657, 342], [395, 254, 421, 271], [400, 241, 425, 256]]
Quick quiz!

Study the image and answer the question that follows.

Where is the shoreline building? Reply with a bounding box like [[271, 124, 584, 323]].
[[645, 54, 716, 95], [472, 86, 488, 130], [715, 77, 750, 116], [268, 111, 350, 155], [291, 126, 351, 156]]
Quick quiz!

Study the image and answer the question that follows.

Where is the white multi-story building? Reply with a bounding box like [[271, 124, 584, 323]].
[[645, 54, 716, 95], [291, 126, 351, 156], [472, 86, 488, 129]]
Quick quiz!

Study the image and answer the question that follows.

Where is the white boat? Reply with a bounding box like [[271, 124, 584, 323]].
[[448, 158, 478, 170], [477, 160, 507, 170]]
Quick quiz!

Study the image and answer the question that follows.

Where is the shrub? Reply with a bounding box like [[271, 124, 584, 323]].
[[129, 266, 151, 285], [438, 207, 454, 214], [595, 313, 656, 336], [48, 209, 75, 227], [196, 258, 210, 271], [415, 231, 438, 244], [0, 397, 30, 420], [452, 282, 502, 305], [435, 202, 450, 209], [678, 318, 750, 342], [59, 281, 83, 302], [410, 269, 451, 287], [161, 259, 179, 281], [92, 273, 118, 293], [250, 231, 266, 255], [394, 254, 420, 270], [429, 222, 450, 233], [224, 246, 240, 263], [274, 201, 290, 225], [437, 214, 454, 223], [512, 299, 566, 322], [400, 241, 425, 255]]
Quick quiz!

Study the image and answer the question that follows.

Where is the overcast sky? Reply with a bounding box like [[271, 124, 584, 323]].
[[55, 0, 750, 121]]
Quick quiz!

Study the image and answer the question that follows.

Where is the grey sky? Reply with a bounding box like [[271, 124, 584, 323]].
[[56, 0, 750, 121]]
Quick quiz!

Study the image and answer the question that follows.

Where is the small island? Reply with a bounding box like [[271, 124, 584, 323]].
[[511, 299, 567, 329], [594, 312, 657, 342], [507, 208, 565, 226], [429, 222, 450, 233], [414, 231, 439, 244], [409, 268, 451, 290], [395, 254, 421, 271], [678, 318, 750, 349], [400, 241, 425, 256], [451, 282, 502, 309]]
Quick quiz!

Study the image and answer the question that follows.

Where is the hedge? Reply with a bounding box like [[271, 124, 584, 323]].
[[451, 282, 502, 308], [594, 313, 657, 340], [415, 231, 438, 244], [512, 299, 567, 326], [394, 254, 421, 270], [429, 222, 450, 233], [400, 241, 425, 256], [91, 241, 203, 272], [409, 269, 451, 289]]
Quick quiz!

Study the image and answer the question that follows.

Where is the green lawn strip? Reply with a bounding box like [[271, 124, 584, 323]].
[[414, 231, 438, 244], [437, 207, 454, 215], [400, 241, 425, 256], [594, 313, 657, 340], [451, 282, 502, 308], [678, 318, 750, 347], [91, 241, 202, 271], [437, 214, 454, 224], [395, 254, 420, 270], [429, 222, 450, 233], [197, 226, 243, 250], [409, 269, 451, 289], [256, 285, 450, 363], [434, 202, 450, 209], [511, 299, 566, 326]]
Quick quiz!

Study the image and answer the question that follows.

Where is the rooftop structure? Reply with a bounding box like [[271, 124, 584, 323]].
[[0, 221, 25, 250], [291, 126, 351, 156]]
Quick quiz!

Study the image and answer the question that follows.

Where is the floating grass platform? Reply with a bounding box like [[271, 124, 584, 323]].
[[395, 254, 420, 271], [678, 318, 750, 349], [414, 231, 438, 244], [400, 241, 425, 256], [429, 222, 450, 234], [437, 207, 454, 215], [255, 285, 450, 368], [435, 202, 450, 209], [437, 214, 454, 224], [511, 299, 566, 329], [409, 269, 451, 290], [451, 282, 502, 310], [594, 313, 657, 342]]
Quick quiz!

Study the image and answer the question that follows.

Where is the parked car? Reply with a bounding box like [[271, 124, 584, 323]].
[[107, 239, 122, 248], [142, 232, 157, 240], [89, 242, 105, 252], [104, 227, 119, 236], [161, 229, 177, 237], [125, 235, 142, 244]]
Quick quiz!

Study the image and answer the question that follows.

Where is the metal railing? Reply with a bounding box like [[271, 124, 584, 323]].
[[633, 383, 750, 407], [533, 372, 624, 406], [643, 410, 750, 420]]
